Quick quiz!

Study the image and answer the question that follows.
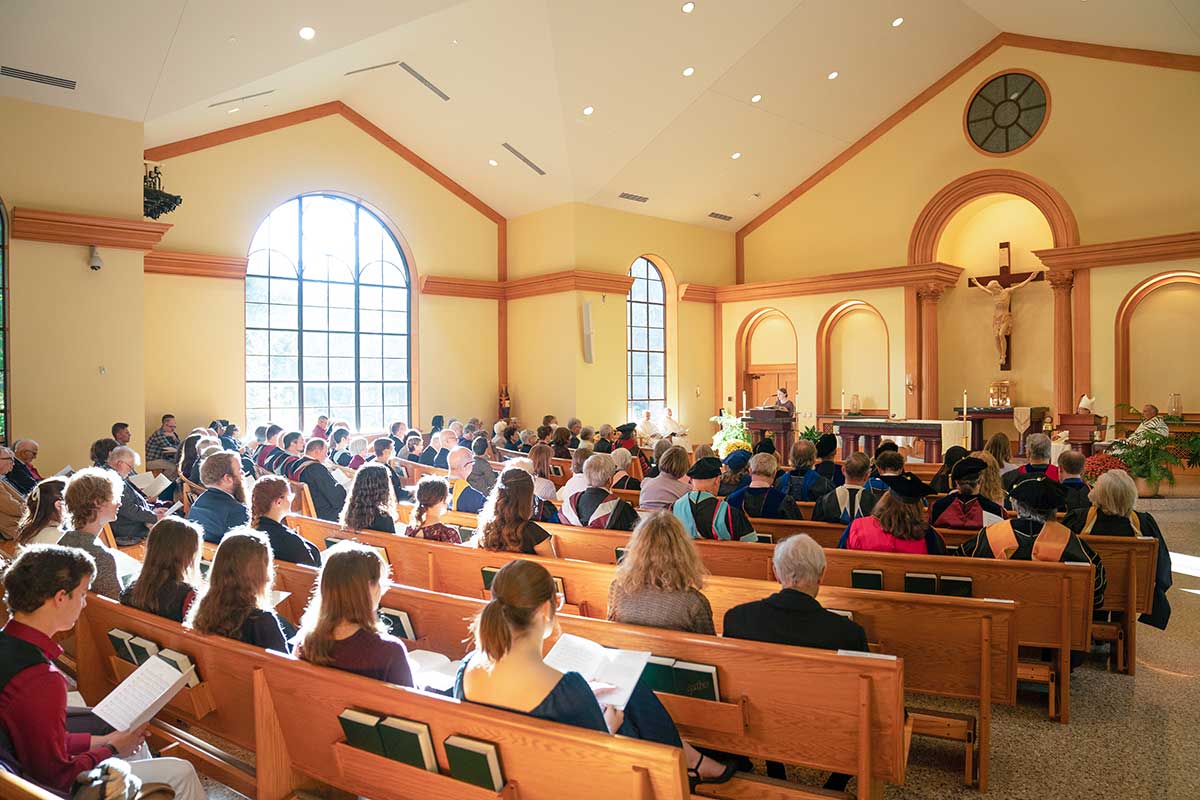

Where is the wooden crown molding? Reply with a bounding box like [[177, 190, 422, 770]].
[[713, 262, 962, 304], [679, 283, 718, 303], [144, 249, 248, 279], [1034, 231, 1200, 271], [419, 275, 506, 300], [11, 207, 171, 250], [419, 269, 634, 301]]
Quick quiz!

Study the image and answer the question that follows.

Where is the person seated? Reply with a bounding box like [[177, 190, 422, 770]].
[[468, 435, 498, 496], [717, 449, 750, 497], [867, 441, 903, 484], [608, 512, 714, 634], [294, 541, 414, 685], [559, 453, 640, 531], [1116, 403, 1169, 449], [191, 441, 223, 485], [90, 437, 120, 469], [460, 422, 479, 448], [188, 529, 290, 652], [402, 431, 426, 463], [525, 444, 560, 502], [403, 476, 463, 543], [610, 447, 642, 491], [614, 423, 649, 471], [417, 428, 449, 466], [0, 447, 28, 539], [145, 414, 182, 479], [456, 559, 735, 789], [434, 429, 459, 468], [473, 468, 557, 557], [928, 457, 1006, 530], [272, 431, 306, 476], [328, 428, 353, 466], [503, 424, 523, 451], [986, 432, 1019, 475], [693, 443, 716, 461], [187, 452, 250, 544], [1057, 450, 1091, 513], [550, 426, 572, 460], [254, 424, 285, 471], [812, 452, 873, 524], [56, 467, 128, 599], [14, 477, 67, 546], [812, 434, 844, 487], [726, 453, 800, 520], [556, 445, 593, 504], [490, 421, 508, 453], [960, 476, 1105, 607], [638, 445, 690, 510], [642, 438, 672, 481], [504, 457, 562, 524], [565, 417, 583, 448], [251, 475, 320, 566], [844, 473, 947, 554], [310, 414, 330, 442], [363, 437, 411, 503], [219, 421, 241, 452], [636, 409, 659, 444], [672, 457, 755, 541], [8, 439, 43, 496], [344, 436, 371, 470], [284, 438, 347, 522], [340, 464, 399, 534], [0, 545, 205, 799], [593, 423, 615, 454], [780, 440, 834, 506], [1002, 433, 1060, 493], [723, 533, 867, 789], [860, 449, 905, 511], [1065, 470, 1171, 628], [448, 420, 465, 447], [120, 518, 204, 622], [515, 429, 537, 454], [105, 447, 167, 546], [386, 422, 407, 455], [445, 446, 488, 513], [928, 446, 969, 495], [111, 421, 133, 447], [970, 450, 1009, 508]]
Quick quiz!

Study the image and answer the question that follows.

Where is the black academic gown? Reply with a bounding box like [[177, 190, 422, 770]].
[[1064, 508, 1172, 629], [572, 488, 639, 531], [289, 457, 347, 522]]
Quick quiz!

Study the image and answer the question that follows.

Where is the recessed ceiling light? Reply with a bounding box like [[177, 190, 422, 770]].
[[488, 159, 498, 167], [682, 66, 695, 77], [298, 26, 315, 40], [227, 107, 240, 114], [681, 2, 695, 12], [227, 36, 237, 44], [827, 70, 839, 80], [451, 39, 459, 46], [750, 94, 762, 103], [582, 105, 594, 116], [731, 152, 742, 160], [892, 17, 904, 27]]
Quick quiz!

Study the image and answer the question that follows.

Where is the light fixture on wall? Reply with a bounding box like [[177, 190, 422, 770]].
[[88, 246, 104, 271], [143, 165, 183, 219]]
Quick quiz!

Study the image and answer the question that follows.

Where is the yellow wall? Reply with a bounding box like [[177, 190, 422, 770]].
[[506, 292, 578, 424], [830, 309, 889, 411], [677, 301, 716, 434], [574, 290, 630, 426], [748, 314, 797, 364], [1129, 282, 1200, 409], [744, 47, 1200, 279]]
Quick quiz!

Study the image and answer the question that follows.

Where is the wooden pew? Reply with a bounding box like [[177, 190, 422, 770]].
[[1083, 534, 1159, 675], [285, 479, 317, 519], [274, 563, 911, 798], [0, 771, 61, 800]]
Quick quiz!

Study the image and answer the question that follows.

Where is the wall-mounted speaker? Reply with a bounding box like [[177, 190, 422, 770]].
[[582, 302, 595, 363]]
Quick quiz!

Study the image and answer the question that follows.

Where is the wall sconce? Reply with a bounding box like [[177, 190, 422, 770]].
[[88, 246, 104, 271], [904, 373, 916, 394]]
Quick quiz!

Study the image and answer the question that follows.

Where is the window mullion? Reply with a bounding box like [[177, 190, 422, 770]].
[[353, 205, 362, 430], [295, 198, 305, 427]]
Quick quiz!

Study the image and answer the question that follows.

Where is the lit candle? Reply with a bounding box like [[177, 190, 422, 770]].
[[742, 390, 747, 412]]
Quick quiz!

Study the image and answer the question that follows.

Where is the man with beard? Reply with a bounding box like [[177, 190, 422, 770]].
[[187, 451, 249, 544]]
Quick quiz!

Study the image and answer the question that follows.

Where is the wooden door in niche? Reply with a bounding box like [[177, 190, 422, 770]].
[[746, 365, 799, 408]]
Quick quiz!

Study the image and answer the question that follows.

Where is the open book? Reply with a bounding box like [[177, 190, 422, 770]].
[[129, 471, 172, 498], [543, 633, 650, 710], [407, 650, 461, 693], [93, 654, 193, 731]]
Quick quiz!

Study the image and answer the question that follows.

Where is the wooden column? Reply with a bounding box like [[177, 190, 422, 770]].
[[904, 286, 921, 418], [917, 284, 944, 419], [1048, 269, 1075, 420]]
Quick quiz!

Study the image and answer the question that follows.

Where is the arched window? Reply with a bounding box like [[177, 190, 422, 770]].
[[627, 257, 665, 421], [245, 194, 410, 434], [0, 200, 7, 443]]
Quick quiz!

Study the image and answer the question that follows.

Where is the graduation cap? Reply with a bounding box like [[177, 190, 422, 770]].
[[874, 441, 899, 458], [816, 433, 838, 458], [1009, 476, 1067, 510], [616, 422, 637, 437], [880, 472, 933, 504], [722, 449, 751, 470], [753, 438, 776, 455], [687, 456, 722, 479], [951, 456, 987, 482]]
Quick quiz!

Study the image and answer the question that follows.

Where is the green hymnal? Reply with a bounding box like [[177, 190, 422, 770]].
[[614, 546, 627, 563], [338, 709, 385, 755], [481, 566, 501, 591], [455, 526, 474, 543], [851, 569, 884, 590], [107, 629, 137, 662], [642, 656, 677, 694], [379, 717, 437, 772], [323, 536, 341, 549], [672, 661, 719, 701], [903, 573, 938, 594], [938, 575, 973, 598], [445, 735, 504, 791], [157, 649, 200, 688], [127, 637, 160, 665], [380, 607, 416, 640]]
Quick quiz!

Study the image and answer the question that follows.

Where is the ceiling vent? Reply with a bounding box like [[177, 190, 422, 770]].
[[1, 65, 75, 90], [502, 143, 546, 176], [708, 212, 733, 221], [345, 60, 399, 76], [618, 192, 649, 203], [208, 90, 273, 108], [399, 62, 449, 101]]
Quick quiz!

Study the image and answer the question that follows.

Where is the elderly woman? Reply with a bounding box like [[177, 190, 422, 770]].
[[726, 453, 800, 520], [610, 447, 641, 491], [559, 453, 639, 530], [608, 511, 713, 634], [638, 446, 691, 511], [557, 445, 593, 504]]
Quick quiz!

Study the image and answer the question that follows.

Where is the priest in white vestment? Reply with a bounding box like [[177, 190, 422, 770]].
[[657, 408, 690, 453]]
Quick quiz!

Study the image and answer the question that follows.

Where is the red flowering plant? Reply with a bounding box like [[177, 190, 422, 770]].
[[1083, 452, 1129, 485]]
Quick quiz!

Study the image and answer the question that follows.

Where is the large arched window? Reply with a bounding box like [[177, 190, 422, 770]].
[[627, 257, 666, 421], [245, 194, 410, 434]]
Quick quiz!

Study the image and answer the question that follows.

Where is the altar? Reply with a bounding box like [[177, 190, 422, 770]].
[[834, 418, 966, 463], [951, 406, 1049, 454]]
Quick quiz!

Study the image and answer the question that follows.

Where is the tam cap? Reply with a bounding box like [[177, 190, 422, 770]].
[[880, 472, 933, 503], [1009, 476, 1067, 509], [687, 457, 722, 480], [951, 456, 987, 482], [816, 433, 838, 458], [722, 450, 751, 471]]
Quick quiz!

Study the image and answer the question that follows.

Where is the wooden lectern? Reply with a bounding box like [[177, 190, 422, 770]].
[[1058, 413, 1107, 455], [742, 408, 796, 466]]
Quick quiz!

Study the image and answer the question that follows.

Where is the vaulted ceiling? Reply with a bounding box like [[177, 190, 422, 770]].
[[2, 0, 1198, 228]]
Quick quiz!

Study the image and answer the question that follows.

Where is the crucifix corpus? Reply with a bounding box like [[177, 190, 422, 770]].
[[967, 241, 1045, 370]]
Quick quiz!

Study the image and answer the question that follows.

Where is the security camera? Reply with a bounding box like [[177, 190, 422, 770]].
[[89, 246, 104, 271]]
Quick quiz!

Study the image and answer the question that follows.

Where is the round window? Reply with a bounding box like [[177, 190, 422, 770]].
[[965, 71, 1049, 155]]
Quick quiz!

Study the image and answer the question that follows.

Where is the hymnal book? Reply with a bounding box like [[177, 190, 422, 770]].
[[324, 536, 342, 549], [455, 526, 474, 543], [615, 547, 627, 563], [851, 569, 884, 591], [903, 573, 938, 594], [642, 656, 677, 694], [481, 566, 501, 591], [407, 650, 462, 693], [672, 661, 720, 701], [938, 575, 973, 598], [107, 629, 137, 662], [164, 500, 184, 516], [828, 609, 855, 621], [199, 559, 212, 578], [157, 649, 201, 688], [552, 576, 565, 596], [113, 550, 142, 591], [550, 465, 564, 477], [127, 637, 160, 665], [755, 533, 774, 544], [544, 633, 651, 710], [380, 607, 416, 640], [444, 735, 504, 791], [367, 545, 390, 565], [738, 532, 758, 542], [379, 717, 437, 772], [337, 709, 385, 755], [269, 591, 291, 608], [92, 654, 194, 731], [54, 465, 74, 477], [129, 472, 172, 498]]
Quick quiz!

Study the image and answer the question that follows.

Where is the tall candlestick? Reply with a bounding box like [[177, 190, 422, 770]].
[[742, 390, 747, 412], [962, 390, 969, 446], [841, 389, 846, 417]]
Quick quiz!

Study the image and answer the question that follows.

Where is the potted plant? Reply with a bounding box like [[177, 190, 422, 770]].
[[799, 425, 823, 444], [1114, 431, 1180, 497]]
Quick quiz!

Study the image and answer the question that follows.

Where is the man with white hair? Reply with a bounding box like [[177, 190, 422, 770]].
[[559, 453, 639, 530], [107, 446, 167, 545], [1001, 432, 1059, 493], [446, 446, 487, 513], [9, 439, 43, 495], [0, 447, 26, 538], [722, 533, 868, 789], [565, 417, 583, 448]]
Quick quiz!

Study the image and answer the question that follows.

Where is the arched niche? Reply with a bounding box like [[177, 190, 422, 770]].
[[734, 308, 797, 410], [1116, 270, 1200, 409], [816, 300, 890, 415]]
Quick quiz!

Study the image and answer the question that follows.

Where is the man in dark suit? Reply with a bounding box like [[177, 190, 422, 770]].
[[723, 533, 867, 789], [288, 439, 347, 522], [187, 452, 249, 544], [8, 439, 43, 496], [106, 446, 166, 545]]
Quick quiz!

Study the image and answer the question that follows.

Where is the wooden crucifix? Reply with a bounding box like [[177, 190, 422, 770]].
[[966, 241, 1045, 371]]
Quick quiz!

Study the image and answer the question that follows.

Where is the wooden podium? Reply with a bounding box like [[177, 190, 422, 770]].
[[742, 408, 796, 466], [1059, 413, 1107, 455]]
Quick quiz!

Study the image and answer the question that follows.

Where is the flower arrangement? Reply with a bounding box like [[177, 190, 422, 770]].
[[709, 410, 751, 455], [719, 439, 752, 459], [1083, 452, 1128, 485]]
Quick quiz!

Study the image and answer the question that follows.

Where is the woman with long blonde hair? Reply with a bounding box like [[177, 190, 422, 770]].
[[188, 529, 289, 652], [608, 511, 713, 634], [970, 451, 1007, 506]]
